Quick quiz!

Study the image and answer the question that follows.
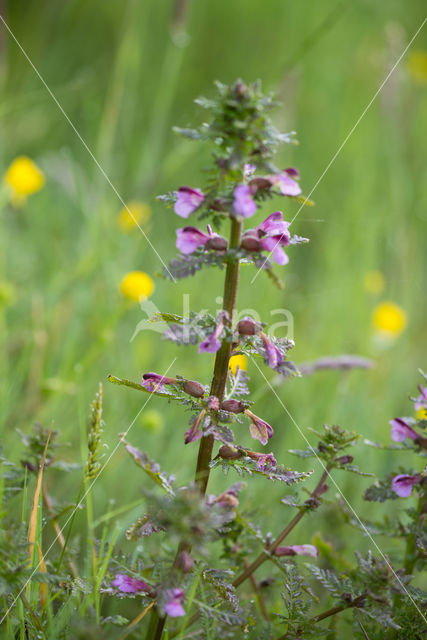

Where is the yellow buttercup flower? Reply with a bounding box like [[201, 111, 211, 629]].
[[229, 354, 247, 375], [408, 51, 427, 83], [4, 156, 45, 205], [364, 270, 385, 295], [416, 406, 427, 421], [372, 302, 407, 336], [117, 201, 151, 231], [120, 271, 154, 302]]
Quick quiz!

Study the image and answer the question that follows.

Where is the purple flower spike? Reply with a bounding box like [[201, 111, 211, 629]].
[[112, 573, 150, 593], [414, 385, 427, 411], [176, 226, 210, 254], [274, 545, 318, 559], [391, 474, 420, 497], [260, 332, 284, 369], [389, 418, 418, 442], [269, 169, 302, 196], [164, 588, 185, 617], [245, 409, 274, 446], [174, 187, 205, 218], [233, 184, 257, 218], [141, 372, 177, 392]]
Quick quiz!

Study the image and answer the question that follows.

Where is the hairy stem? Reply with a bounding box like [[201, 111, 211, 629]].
[[233, 467, 330, 588], [195, 217, 242, 495]]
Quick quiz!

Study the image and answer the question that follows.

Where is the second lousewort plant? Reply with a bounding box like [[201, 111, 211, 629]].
[[106, 81, 426, 639]]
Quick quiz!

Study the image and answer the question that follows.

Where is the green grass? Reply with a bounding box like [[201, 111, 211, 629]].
[[0, 0, 426, 635]]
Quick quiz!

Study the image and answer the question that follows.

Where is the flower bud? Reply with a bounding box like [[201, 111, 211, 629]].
[[218, 444, 242, 460], [221, 399, 245, 414], [236, 316, 258, 336], [335, 455, 353, 465], [248, 177, 271, 191], [241, 231, 261, 252], [182, 379, 205, 398], [206, 235, 228, 251], [207, 395, 220, 411]]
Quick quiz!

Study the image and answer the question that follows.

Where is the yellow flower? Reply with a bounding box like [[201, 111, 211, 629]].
[[364, 270, 385, 295], [229, 354, 247, 375], [120, 271, 154, 302], [408, 51, 427, 83], [416, 406, 427, 421], [4, 156, 45, 205], [372, 302, 407, 336], [117, 201, 151, 231], [141, 409, 164, 432]]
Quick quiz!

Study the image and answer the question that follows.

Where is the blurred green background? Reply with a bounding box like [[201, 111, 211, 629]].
[[1, 0, 426, 569]]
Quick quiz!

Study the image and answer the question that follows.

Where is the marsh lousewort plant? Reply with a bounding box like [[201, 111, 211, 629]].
[[1, 81, 426, 639]]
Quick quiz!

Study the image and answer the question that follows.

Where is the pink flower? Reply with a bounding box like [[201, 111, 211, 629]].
[[176, 225, 227, 255], [174, 187, 205, 218], [260, 332, 284, 369], [391, 474, 420, 497], [274, 544, 318, 559], [233, 184, 257, 218], [164, 588, 185, 617], [244, 409, 274, 446], [269, 168, 301, 196], [257, 212, 291, 266], [199, 317, 226, 354], [389, 418, 418, 442], [414, 385, 427, 411], [112, 573, 150, 593], [184, 409, 206, 444], [141, 372, 176, 392]]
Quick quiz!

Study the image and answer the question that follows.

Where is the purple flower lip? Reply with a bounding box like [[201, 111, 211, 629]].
[[241, 212, 291, 265], [389, 418, 418, 442], [233, 184, 257, 218], [391, 474, 421, 497], [184, 409, 206, 444], [112, 573, 150, 594], [244, 409, 274, 446], [164, 588, 185, 617], [174, 187, 205, 218], [274, 544, 318, 559], [176, 225, 227, 255], [198, 317, 225, 354], [268, 169, 302, 196], [260, 332, 284, 369], [141, 372, 177, 392]]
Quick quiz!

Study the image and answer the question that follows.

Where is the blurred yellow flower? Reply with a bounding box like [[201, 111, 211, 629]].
[[416, 406, 427, 421], [229, 354, 247, 374], [4, 156, 45, 205], [364, 270, 385, 295], [120, 271, 154, 302], [117, 201, 151, 231], [408, 51, 427, 83], [372, 302, 407, 336], [141, 409, 164, 432]]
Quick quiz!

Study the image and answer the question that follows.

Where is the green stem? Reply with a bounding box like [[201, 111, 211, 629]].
[[195, 217, 242, 495], [150, 217, 242, 639]]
